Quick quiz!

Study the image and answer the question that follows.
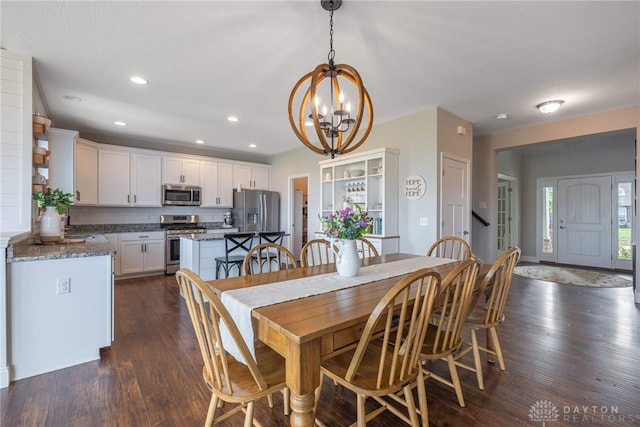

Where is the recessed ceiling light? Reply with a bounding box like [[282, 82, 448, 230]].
[[63, 95, 82, 102], [227, 116, 239, 122], [249, 143, 257, 148], [195, 139, 205, 144], [496, 113, 509, 120], [536, 100, 564, 114], [129, 76, 148, 85], [114, 121, 126, 126]]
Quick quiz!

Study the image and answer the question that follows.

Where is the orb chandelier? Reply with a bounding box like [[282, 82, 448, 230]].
[[288, 0, 373, 159]]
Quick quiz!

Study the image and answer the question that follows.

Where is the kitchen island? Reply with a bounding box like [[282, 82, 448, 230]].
[[179, 228, 238, 281], [6, 235, 115, 381]]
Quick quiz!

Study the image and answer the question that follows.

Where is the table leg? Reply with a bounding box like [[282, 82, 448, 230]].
[[286, 339, 321, 427]]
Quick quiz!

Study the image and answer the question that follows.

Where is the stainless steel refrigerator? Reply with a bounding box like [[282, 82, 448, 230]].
[[231, 189, 280, 233]]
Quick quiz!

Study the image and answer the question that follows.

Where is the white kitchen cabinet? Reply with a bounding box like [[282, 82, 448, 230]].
[[233, 163, 270, 190], [163, 155, 200, 185], [47, 129, 98, 206], [103, 233, 120, 276], [319, 147, 400, 253], [118, 231, 165, 275], [74, 139, 98, 205], [131, 153, 162, 206], [8, 255, 113, 380], [98, 148, 162, 207], [200, 160, 234, 207], [98, 148, 130, 206]]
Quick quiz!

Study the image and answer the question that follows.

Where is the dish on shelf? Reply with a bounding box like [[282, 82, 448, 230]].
[[350, 169, 365, 177]]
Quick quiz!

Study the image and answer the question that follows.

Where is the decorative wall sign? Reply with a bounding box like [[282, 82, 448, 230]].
[[404, 174, 426, 200]]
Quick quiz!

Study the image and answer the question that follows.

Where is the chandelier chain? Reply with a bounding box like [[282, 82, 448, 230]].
[[328, 7, 335, 63]]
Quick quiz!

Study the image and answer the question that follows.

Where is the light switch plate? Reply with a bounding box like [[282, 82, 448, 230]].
[[419, 217, 428, 226]]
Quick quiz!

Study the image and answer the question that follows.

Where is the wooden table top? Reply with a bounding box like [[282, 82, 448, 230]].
[[207, 253, 467, 344]]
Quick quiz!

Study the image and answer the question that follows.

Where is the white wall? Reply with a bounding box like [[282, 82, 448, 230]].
[[0, 50, 33, 388], [270, 107, 473, 256]]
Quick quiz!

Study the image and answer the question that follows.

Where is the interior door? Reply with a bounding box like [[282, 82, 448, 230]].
[[441, 156, 470, 243], [292, 190, 303, 259], [497, 179, 511, 255], [557, 176, 612, 268]]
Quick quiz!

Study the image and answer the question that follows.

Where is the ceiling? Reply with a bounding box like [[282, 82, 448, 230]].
[[2, 1, 639, 162]]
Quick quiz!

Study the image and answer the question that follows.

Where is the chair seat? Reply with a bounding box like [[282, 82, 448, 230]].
[[420, 323, 463, 359], [463, 306, 505, 327], [204, 344, 287, 404]]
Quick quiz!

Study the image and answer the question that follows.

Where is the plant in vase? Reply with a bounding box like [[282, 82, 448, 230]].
[[33, 187, 74, 241], [319, 204, 372, 277]]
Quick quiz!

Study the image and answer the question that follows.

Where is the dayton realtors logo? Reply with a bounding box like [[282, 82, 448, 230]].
[[529, 400, 640, 425]]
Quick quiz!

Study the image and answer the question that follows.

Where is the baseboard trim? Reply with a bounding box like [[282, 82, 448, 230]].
[[0, 366, 9, 388]]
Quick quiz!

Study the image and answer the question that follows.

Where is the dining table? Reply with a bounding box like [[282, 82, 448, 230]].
[[206, 253, 474, 427]]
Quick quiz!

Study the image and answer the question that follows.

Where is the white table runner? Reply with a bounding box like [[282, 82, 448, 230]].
[[220, 256, 455, 363]]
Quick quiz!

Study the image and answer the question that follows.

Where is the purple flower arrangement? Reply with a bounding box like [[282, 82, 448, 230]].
[[319, 204, 372, 240]]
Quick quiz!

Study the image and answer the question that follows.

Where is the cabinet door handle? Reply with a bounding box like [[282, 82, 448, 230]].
[[127, 194, 130, 203], [76, 190, 80, 201], [141, 243, 144, 252]]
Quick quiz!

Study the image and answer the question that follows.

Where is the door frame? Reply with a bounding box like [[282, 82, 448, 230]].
[[439, 152, 471, 245], [497, 174, 519, 256], [288, 173, 310, 259]]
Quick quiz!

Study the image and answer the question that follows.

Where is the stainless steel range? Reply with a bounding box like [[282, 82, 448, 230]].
[[161, 214, 206, 274]]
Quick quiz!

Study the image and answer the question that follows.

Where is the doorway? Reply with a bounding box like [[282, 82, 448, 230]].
[[440, 154, 470, 244], [536, 172, 634, 270], [497, 174, 518, 256], [289, 175, 309, 261]]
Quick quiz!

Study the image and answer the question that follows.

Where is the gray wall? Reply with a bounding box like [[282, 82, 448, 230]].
[[270, 107, 473, 256], [498, 132, 635, 258]]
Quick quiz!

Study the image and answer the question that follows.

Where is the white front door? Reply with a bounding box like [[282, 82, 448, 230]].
[[441, 156, 470, 243], [557, 176, 612, 268]]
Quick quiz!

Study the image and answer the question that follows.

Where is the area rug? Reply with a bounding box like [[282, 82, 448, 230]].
[[513, 265, 632, 288]]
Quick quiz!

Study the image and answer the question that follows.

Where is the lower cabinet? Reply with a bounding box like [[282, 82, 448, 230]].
[[118, 232, 165, 275]]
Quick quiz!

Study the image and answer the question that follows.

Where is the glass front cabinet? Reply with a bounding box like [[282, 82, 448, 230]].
[[319, 147, 399, 254]]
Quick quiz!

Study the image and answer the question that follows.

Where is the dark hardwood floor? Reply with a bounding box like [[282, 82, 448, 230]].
[[2, 270, 639, 426]]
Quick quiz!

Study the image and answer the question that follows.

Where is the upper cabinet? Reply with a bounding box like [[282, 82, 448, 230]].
[[200, 160, 234, 208], [74, 139, 98, 205], [162, 155, 200, 185], [319, 147, 399, 237], [233, 163, 270, 190], [98, 147, 162, 207]]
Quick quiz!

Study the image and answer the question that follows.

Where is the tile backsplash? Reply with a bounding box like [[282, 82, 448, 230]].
[[68, 205, 230, 225]]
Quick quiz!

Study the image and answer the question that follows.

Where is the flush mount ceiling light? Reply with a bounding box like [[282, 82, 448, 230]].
[[288, 0, 373, 159], [129, 76, 148, 85], [227, 116, 239, 122], [114, 121, 126, 126], [195, 139, 205, 144], [536, 100, 564, 114]]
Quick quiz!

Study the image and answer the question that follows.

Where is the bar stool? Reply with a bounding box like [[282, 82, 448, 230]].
[[214, 232, 255, 279]]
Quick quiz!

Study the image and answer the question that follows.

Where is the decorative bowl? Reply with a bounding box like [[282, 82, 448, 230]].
[[350, 169, 365, 177]]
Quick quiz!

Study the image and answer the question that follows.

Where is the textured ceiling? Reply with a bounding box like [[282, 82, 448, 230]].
[[2, 1, 639, 161]]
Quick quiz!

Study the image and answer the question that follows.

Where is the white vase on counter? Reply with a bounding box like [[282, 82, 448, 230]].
[[40, 206, 62, 242]]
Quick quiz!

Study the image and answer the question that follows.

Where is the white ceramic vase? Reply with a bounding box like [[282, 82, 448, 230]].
[[40, 206, 62, 242], [332, 239, 360, 277]]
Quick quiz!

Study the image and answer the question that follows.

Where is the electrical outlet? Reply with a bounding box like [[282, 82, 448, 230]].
[[57, 278, 71, 294], [419, 217, 429, 226]]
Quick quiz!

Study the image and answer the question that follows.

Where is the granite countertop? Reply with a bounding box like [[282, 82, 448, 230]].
[[7, 234, 116, 263], [181, 227, 239, 241]]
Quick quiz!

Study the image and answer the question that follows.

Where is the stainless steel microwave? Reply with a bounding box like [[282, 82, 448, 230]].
[[162, 185, 201, 206]]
